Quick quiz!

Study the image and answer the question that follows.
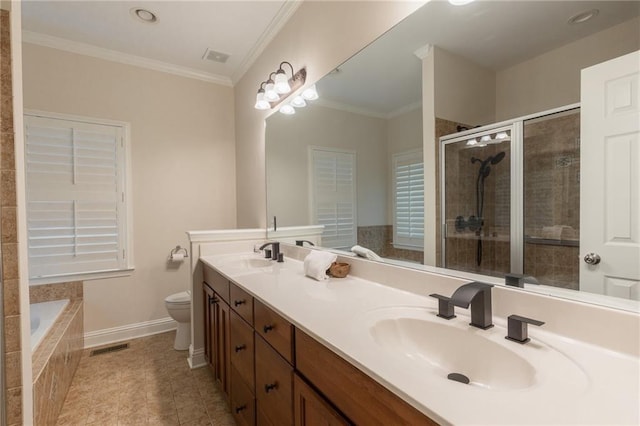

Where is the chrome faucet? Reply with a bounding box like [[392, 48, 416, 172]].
[[449, 282, 494, 329], [259, 242, 281, 261]]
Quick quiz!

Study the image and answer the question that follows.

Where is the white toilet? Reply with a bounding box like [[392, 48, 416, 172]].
[[165, 290, 191, 350]]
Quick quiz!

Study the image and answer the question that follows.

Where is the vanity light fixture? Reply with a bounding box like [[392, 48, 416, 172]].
[[279, 104, 296, 115], [254, 82, 270, 110], [254, 62, 309, 110], [302, 84, 319, 101], [466, 138, 478, 146], [291, 95, 307, 108]]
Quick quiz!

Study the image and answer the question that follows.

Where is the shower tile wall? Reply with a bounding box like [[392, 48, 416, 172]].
[[1, 9, 23, 425], [523, 111, 580, 290]]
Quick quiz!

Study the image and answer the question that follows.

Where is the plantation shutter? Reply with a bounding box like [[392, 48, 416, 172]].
[[393, 150, 424, 249], [310, 148, 356, 249], [25, 115, 127, 279]]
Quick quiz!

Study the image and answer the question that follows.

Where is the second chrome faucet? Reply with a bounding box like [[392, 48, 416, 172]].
[[430, 282, 494, 329]]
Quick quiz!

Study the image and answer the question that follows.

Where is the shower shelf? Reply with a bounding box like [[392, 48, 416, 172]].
[[524, 236, 579, 247]]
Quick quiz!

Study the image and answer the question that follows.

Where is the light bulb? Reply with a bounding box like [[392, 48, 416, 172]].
[[291, 96, 306, 108], [279, 104, 296, 115], [466, 138, 478, 146], [254, 91, 270, 110], [495, 132, 509, 140], [274, 71, 291, 94], [301, 84, 319, 101], [480, 135, 492, 143], [264, 82, 279, 102]]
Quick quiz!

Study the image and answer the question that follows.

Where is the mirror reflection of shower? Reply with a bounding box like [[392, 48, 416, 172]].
[[471, 151, 506, 265]]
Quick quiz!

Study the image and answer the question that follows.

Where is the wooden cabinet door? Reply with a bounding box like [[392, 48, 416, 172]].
[[203, 283, 215, 368], [255, 335, 293, 426], [213, 296, 231, 403], [231, 365, 256, 426], [294, 373, 351, 426]]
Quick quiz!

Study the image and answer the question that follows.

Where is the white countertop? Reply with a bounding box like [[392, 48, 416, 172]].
[[200, 252, 640, 425]]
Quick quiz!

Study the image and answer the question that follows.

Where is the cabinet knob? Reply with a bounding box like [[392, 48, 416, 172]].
[[234, 299, 246, 307], [234, 344, 246, 353], [264, 383, 278, 393], [235, 405, 247, 414], [263, 324, 274, 333]]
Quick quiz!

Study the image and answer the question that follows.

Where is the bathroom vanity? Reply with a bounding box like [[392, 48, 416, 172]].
[[194, 242, 639, 426]]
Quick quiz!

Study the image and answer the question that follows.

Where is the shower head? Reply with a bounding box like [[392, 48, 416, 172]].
[[491, 151, 506, 165]]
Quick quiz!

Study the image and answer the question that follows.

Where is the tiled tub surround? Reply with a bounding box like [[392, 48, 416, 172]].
[[33, 300, 83, 426], [1, 8, 23, 426], [28, 281, 84, 424], [198, 245, 639, 425]]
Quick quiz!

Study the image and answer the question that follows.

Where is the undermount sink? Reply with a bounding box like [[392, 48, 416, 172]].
[[363, 306, 588, 393], [211, 253, 286, 276]]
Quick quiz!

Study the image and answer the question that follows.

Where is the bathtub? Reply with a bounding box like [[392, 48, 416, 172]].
[[30, 299, 70, 351]]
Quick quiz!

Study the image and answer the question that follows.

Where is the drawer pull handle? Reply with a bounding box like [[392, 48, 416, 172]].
[[210, 297, 218, 305], [264, 383, 278, 393], [234, 299, 246, 307], [234, 344, 246, 353], [263, 324, 274, 333], [235, 405, 247, 414]]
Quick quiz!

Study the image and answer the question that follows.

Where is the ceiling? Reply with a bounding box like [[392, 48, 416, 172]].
[[316, 0, 640, 117], [21, 0, 300, 86]]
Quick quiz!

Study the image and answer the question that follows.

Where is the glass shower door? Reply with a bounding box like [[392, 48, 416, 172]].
[[442, 126, 512, 276], [523, 108, 581, 289]]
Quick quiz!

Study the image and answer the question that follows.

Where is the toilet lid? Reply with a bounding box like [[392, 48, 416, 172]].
[[165, 291, 191, 304]]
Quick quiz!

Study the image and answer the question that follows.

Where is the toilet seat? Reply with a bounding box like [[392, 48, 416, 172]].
[[165, 291, 190, 305]]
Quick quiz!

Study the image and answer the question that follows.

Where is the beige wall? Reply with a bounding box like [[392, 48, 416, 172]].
[[235, 1, 424, 228], [434, 46, 496, 126], [496, 17, 640, 121], [266, 104, 388, 228], [22, 44, 236, 333]]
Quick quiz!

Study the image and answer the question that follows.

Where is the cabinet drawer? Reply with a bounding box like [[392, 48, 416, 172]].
[[231, 365, 256, 426], [254, 299, 293, 363], [295, 330, 437, 426], [230, 282, 254, 325], [203, 264, 230, 303], [230, 310, 255, 391], [256, 336, 293, 426]]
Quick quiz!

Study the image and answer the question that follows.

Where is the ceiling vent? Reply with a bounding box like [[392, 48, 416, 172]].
[[203, 48, 230, 64]]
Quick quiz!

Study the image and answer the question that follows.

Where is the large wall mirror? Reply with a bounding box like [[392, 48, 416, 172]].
[[266, 1, 640, 311]]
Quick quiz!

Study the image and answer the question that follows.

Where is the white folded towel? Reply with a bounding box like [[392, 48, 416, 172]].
[[303, 250, 337, 281], [351, 245, 382, 261]]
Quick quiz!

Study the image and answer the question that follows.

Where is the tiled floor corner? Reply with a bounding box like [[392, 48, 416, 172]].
[[55, 331, 236, 426]]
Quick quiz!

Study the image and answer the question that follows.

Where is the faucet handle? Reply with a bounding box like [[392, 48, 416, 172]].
[[429, 294, 456, 320], [506, 314, 545, 344]]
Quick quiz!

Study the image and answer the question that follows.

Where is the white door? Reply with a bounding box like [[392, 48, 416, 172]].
[[580, 50, 640, 300]]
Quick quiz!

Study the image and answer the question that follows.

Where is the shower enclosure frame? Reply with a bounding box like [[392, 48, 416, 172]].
[[439, 103, 580, 276]]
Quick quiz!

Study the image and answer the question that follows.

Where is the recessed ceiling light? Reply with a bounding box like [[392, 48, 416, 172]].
[[568, 9, 599, 25], [130, 8, 158, 24]]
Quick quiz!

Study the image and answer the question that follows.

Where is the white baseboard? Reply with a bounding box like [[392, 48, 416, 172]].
[[84, 317, 177, 349], [188, 346, 207, 369]]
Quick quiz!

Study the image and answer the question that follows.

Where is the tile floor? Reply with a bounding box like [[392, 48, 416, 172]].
[[55, 331, 236, 426]]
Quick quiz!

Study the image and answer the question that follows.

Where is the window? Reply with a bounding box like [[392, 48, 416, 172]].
[[309, 147, 356, 249], [393, 150, 424, 250], [24, 113, 132, 283]]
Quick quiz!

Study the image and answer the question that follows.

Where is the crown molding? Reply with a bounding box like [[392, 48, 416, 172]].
[[315, 98, 422, 120], [387, 100, 423, 119], [231, 0, 303, 85], [22, 31, 233, 87]]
